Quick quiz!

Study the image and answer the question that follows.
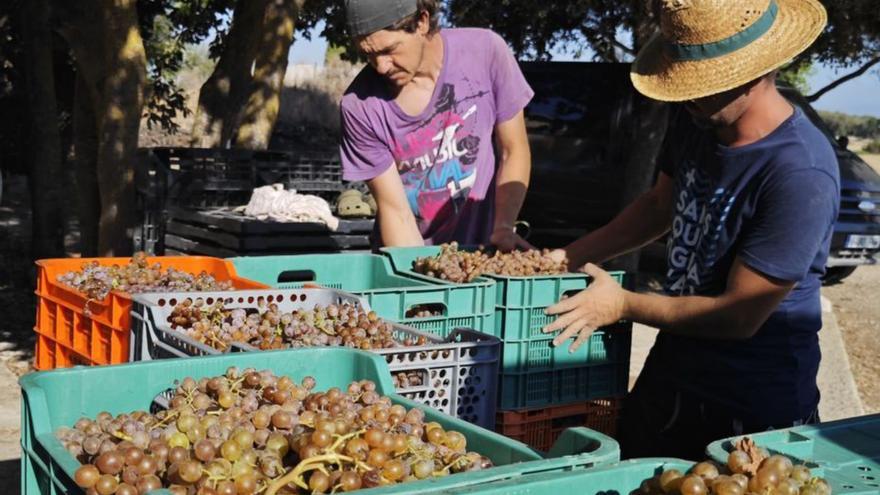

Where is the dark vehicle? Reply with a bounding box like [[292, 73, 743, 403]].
[[518, 62, 880, 284], [781, 88, 880, 283]]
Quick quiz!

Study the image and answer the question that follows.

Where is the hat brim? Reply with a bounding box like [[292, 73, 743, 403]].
[[630, 0, 827, 102]]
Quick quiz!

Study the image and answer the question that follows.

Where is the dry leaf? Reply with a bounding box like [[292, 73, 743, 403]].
[[734, 437, 768, 475]]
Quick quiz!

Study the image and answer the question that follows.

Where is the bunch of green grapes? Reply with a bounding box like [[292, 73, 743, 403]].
[[57, 368, 491, 495], [58, 252, 233, 302], [167, 298, 428, 352], [412, 242, 568, 283], [639, 447, 831, 495]]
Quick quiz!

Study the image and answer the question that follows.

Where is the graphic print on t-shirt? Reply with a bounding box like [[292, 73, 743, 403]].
[[392, 83, 486, 222], [664, 162, 737, 295]]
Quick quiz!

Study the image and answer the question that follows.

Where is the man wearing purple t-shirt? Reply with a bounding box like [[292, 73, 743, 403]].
[[340, 0, 534, 249]]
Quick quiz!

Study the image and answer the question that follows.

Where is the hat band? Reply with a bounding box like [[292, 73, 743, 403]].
[[665, 0, 778, 61]]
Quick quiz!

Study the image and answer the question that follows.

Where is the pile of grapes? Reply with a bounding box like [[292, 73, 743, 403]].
[[167, 299, 427, 352], [640, 439, 831, 495], [57, 252, 234, 302], [56, 368, 492, 495], [412, 243, 568, 283]]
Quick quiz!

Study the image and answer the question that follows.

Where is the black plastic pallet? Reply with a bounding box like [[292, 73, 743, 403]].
[[165, 219, 371, 251], [164, 234, 371, 257], [168, 207, 374, 235]]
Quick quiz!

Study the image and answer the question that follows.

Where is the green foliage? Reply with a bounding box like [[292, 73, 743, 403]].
[[865, 140, 880, 153], [137, 0, 236, 132], [448, 0, 636, 60], [778, 62, 815, 94], [818, 111, 880, 140]]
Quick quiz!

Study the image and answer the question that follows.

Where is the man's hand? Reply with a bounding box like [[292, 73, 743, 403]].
[[490, 226, 534, 252], [542, 263, 626, 352]]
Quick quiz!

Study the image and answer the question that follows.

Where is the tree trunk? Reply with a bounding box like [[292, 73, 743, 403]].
[[54, 0, 147, 256], [234, 0, 301, 149], [73, 71, 101, 257], [93, 0, 147, 256], [22, 0, 65, 259], [190, 0, 269, 147]]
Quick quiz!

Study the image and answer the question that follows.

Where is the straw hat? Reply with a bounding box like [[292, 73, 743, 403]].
[[631, 0, 827, 102]]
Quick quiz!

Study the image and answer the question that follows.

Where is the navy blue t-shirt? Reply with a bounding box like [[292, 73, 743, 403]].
[[645, 105, 840, 425]]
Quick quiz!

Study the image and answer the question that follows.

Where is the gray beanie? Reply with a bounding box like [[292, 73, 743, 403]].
[[345, 0, 418, 37]]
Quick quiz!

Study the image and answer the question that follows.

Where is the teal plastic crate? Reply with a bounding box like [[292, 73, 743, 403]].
[[416, 458, 694, 494], [500, 322, 632, 373], [499, 360, 630, 410], [229, 254, 495, 337], [380, 246, 626, 309], [706, 414, 880, 495], [21, 348, 621, 495]]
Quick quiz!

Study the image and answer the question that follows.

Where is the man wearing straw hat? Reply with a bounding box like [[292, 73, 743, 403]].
[[543, 0, 838, 458], [339, 0, 535, 251]]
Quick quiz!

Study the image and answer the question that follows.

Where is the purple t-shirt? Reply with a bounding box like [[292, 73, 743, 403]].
[[339, 28, 534, 245]]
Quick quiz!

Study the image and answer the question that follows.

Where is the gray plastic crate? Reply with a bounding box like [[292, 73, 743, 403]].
[[130, 288, 500, 428]]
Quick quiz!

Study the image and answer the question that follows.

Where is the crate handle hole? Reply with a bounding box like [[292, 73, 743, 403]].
[[561, 289, 583, 300], [277, 270, 317, 284], [859, 467, 872, 472], [405, 303, 447, 319]]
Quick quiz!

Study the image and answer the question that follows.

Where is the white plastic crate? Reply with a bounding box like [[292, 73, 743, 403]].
[[130, 288, 500, 428]]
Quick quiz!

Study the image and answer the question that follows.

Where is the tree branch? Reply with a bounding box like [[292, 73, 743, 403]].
[[807, 56, 880, 102], [606, 34, 635, 55]]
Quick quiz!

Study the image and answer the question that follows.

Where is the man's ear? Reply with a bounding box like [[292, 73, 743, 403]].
[[418, 10, 430, 35]]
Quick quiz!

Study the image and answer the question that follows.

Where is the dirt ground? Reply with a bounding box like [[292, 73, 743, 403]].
[[822, 151, 880, 414], [860, 153, 880, 170], [823, 265, 880, 414]]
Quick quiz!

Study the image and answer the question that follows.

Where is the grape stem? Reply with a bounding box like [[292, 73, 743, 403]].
[[265, 454, 356, 495]]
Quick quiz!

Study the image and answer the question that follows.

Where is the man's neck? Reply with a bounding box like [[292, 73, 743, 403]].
[[716, 89, 794, 148], [400, 31, 444, 93]]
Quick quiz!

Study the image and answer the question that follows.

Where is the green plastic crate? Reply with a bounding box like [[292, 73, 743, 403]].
[[413, 458, 694, 494], [499, 360, 630, 410], [21, 348, 621, 495], [500, 322, 632, 373], [706, 414, 880, 495], [229, 254, 495, 337], [380, 246, 626, 309]]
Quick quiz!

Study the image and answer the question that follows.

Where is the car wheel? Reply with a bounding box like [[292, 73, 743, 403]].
[[821, 266, 857, 286]]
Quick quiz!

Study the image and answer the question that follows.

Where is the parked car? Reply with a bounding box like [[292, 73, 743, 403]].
[[518, 61, 880, 284]]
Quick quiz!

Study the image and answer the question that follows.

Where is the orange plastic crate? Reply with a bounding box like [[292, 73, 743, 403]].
[[33, 256, 267, 370], [495, 398, 622, 452]]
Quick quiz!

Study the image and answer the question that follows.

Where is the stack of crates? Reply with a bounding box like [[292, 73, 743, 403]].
[[380, 246, 632, 452], [135, 147, 372, 255]]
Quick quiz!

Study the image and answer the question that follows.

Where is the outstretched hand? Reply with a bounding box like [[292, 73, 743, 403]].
[[541, 263, 626, 352]]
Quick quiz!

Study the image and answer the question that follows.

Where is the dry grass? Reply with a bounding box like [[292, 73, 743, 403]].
[[860, 153, 880, 173], [137, 60, 362, 149], [278, 61, 362, 135]]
